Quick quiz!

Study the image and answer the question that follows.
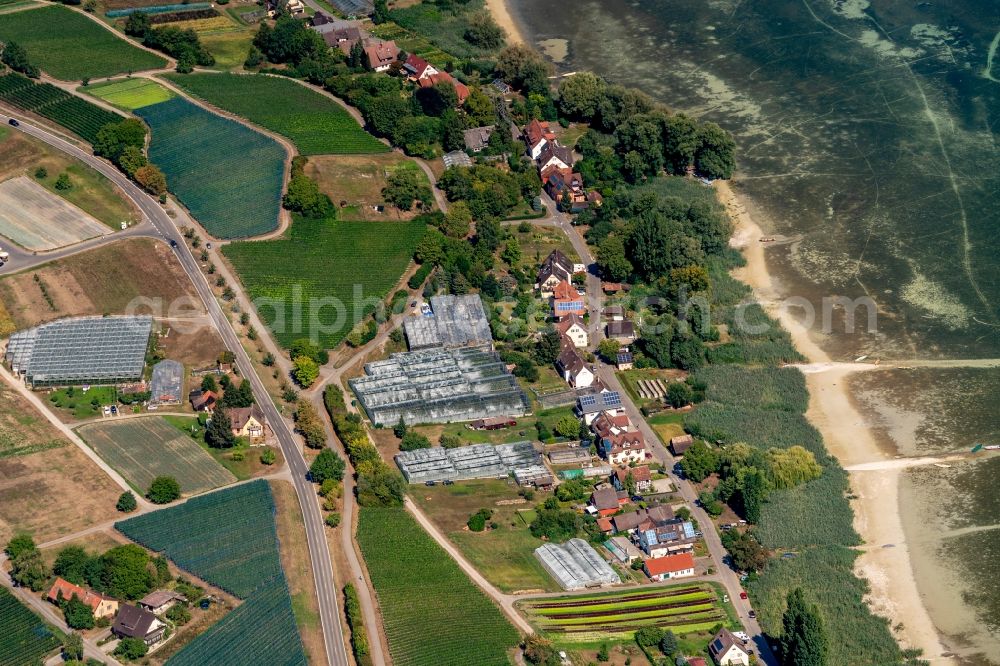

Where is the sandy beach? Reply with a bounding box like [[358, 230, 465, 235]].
[[485, 0, 525, 44], [718, 180, 952, 663]]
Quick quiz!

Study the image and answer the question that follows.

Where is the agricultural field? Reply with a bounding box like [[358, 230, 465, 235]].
[[0, 125, 138, 229], [164, 73, 387, 155], [77, 417, 237, 496], [519, 584, 731, 644], [0, 383, 121, 544], [0, 238, 204, 329], [0, 5, 165, 80], [199, 29, 256, 70], [357, 507, 520, 666], [84, 78, 175, 110], [307, 154, 431, 220], [410, 478, 557, 593], [135, 94, 284, 238], [116, 480, 307, 665], [0, 587, 61, 666], [0, 72, 122, 143], [0, 176, 109, 251], [223, 217, 425, 348]]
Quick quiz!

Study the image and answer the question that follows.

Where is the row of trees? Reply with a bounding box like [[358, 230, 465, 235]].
[[1, 41, 39, 78], [93, 118, 167, 196]]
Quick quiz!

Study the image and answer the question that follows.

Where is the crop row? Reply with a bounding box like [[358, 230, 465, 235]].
[[536, 597, 716, 620], [529, 585, 708, 608], [0, 72, 120, 143], [539, 603, 718, 626], [549, 614, 725, 635], [0, 588, 60, 666]]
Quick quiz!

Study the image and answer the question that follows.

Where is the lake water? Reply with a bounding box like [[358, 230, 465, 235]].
[[508, 0, 1000, 659]]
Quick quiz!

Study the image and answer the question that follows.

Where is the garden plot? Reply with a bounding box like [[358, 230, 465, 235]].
[[0, 176, 108, 250]]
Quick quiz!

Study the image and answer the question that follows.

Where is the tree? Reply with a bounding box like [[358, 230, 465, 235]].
[[260, 447, 277, 465], [382, 169, 432, 211], [467, 508, 492, 532], [596, 644, 609, 662], [534, 328, 562, 364], [293, 355, 320, 388], [205, 407, 236, 448], [665, 381, 694, 408], [62, 595, 96, 630], [660, 630, 679, 656], [63, 632, 84, 661], [94, 118, 147, 165], [134, 164, 167, 195], [52, 172, 72, 191], [355, 463, 406, 507], [283, 173, 333, 218], [10, 549, 47, 591], [113, 489, 137, 513], [767, 446, 822, 489], [439, 433, 463, 449], [54, 546, 93, 585], [554, 479, 590, 502], [721, 530, 769, 573], [201, 374, 217, 392], [495, 44, 553, 94], [147, 476, 181, 504], [463, 11, 505, 49], [694, 122, 736, 180], [555, 415, 582, 438], [441, 201, 473, 238], [294, 401, 326, 449], [780, 588, 828, 666], [530, 498, 580, 541], [738, 467, 769, 524], [118, 145, 147, 176], [598, 338, 621, 361], [523, 635, 557, 665], [400, 431, 431, 451], [5, 534, 35, 559], [310, 449, 346, 484], [596, 234, 632, 282], [415, 80, 458, 117], [325, 512, 342, 527], [114, 637, 148, 660], [1, 41, 39, 78], [123, 11, 151, 37], [635, 625, 664, 647], [558, 72, 606, 120], [372, 0, 389, 24], [678, 440, 719, 482], [98, 544, 154, 600]]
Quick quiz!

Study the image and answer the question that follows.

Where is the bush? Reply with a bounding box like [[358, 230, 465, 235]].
[[147, 476, 181, 504], [113, 637, 148, 660], [260, 448, 277, 465], [399, 431, 431, 451], [325, 512, 342, 528], [166, 602, 191, 625], [309, 449, 345, 484], [116, 491, 137, 512], [467, 508, 492, 532]]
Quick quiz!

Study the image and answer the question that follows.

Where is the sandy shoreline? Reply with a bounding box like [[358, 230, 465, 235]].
[[485, 0, 526, 45], [718, 180, 952, 664]]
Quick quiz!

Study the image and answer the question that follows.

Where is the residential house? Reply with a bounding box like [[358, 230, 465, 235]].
[[610, 504, 675, 534], [590, 485, 628, 517], [47, 578, 118, 619], [687, 659, 708, 666], [709, 628, 751, 666], [606, 320, 636, 344], [556, 344, 594, 388], [536, 250, 574, 296], [637, 520, 696, 558], [322, 25, 367, 53], [556, 313, 588, 348], [643, 552, 696, 582], [188, 389, 217, 412], [138, 590, 185, 615], [544, 168, 593, 212], [670, 434, 695, 456], [404, 54, 469, 104], [112, 605, 166, 647], [612, 465, 652, 494], [616, 351, 634, 370], [403, 53, 438, 80], [576, 390, 626, 425], [230, 404, 266, 440], [463, 125, 494, 152], [523, 118, 555, 160], [363, 39, 400, 72], [552, 280, 586, 318], [603, 305, 624, 322], [538, 143, 573, 173], [599, 429, 647, 465]]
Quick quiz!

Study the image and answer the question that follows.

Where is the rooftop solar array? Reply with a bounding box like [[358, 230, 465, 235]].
[[403, 294, 493, 350], [395, 441, 541, 483], [5, 316, 152, 387], [535, 539, 620, 590], [577, 391, 622, 413], [350, 345, 529, 426]]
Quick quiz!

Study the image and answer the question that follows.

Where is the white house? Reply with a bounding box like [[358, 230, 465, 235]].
[[643, 552, 695, 582], [557, 345, 594, 388], [556, 313, 588, 348], [708, 628, 751, 666]]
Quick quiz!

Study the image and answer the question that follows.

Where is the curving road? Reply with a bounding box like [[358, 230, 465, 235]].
[[0, 112, 350, 666]]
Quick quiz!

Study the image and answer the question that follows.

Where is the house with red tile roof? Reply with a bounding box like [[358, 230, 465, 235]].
[[405, 55, 469, 104], [552, 280, 585, 318], [364, 39, 400, 72], [590, 485, 628, 517], [47, 577, 119, 619], [643, 552, 696, 581], [523, 118, 556, 160], [612, 465, 652, 493]]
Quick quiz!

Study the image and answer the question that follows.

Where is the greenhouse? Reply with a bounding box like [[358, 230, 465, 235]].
[[403, 294, 493, 350], [4, 315, 152, 388], [535, 539, 620, 590], [395, 441, 541, 484], [149, 359, 183, 405], [350, 345, 529, 426]]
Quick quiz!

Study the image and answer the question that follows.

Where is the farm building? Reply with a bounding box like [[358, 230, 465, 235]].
[[4, 315, 152, 387], [350, 346, 529, 426], [513, 465, 554, 488], [581, 464, 613, 478], [149, 359, 183, 406], [604, 536, 642, 565], [138, 590, 185, 615], [469, 416, 517, 431], [643, 552, 696, 582], [535, 538, 619, 590], [548, 447, 592, 465], [671, 434, 695, 456], [395, 441, 541, 484], [403, 294, 493, 350]]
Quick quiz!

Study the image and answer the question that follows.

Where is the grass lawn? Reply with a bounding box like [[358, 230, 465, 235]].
[[164, 72, 387, 155], [0, 125, 139, 230], [306, 154, 431, 220], [513, 223, 581, 269], [47, 385, 117, 419], [161, 414, 282, 481], [0, 5, 165, 80], [223, 216, 425, 349], [76, 416, 236, 496], [410, 478, 558, 593], [84, 78, 175, 110], [647, 411, 686, 446], [358, 507, 520, 665], [200, 29, 256, 69]]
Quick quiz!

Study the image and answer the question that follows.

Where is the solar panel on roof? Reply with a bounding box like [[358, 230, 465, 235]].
[[603, 392, 622, 406], [579, 394, 596, 407]]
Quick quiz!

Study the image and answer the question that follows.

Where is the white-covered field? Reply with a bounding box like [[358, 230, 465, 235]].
[[0, 176, 108, 250]]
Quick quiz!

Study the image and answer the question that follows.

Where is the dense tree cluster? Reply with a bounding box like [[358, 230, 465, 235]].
[[529, 497, 581, 541], [382, 169, 433, 211], [48, 542, 170, 600], [252, 16, 340, 83], [437, 164, 538, 220], [294, 401, 326, 449], [284, 157, 334, 218], [124, 13, 214, 70], [1, 41, 39, 78], [93, 118, 167, 196], [780, 588, 829, 666], [720, 529, 769, 573], [309, 448, 346, 484]]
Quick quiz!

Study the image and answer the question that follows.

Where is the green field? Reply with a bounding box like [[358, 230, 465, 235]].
[[135, 94, 284, 238], [48, 385, 117, 419], [0, 587, 61, 666], [357, 507, 520, 666], [0, 5, 165, 80], [164, 73, 387, 156], [0, 72, 122, 144], [223, 216, 425, 348], [519, 584, 730, 643], [78, 417, 236, 496], [84, 78, 175, 110]]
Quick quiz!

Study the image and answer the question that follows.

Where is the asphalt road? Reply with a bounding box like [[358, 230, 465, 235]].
[[0, 113, 350, 666]]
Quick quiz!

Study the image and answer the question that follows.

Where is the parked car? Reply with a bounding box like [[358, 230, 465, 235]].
[[748, 610, 756, 619], [424, 480, 436, 487], [740, 591, 748, 600], [443, 479, 454, 486]]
